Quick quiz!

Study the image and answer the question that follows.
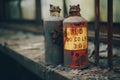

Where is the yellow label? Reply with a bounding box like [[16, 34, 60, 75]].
[[64, 27, 87, 50]]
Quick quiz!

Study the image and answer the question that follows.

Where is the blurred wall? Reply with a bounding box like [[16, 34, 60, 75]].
[[0, 0, 4, 19], [113, 0, 120, 22], [0, 0, 120, 22], [9, 1, 20, 19], [21, 0, 35, 20], [100, 0, 120, 22]]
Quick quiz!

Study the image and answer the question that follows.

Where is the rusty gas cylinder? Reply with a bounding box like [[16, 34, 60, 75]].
[[44, 4, 63, 65], [63, 4, 88, 68]]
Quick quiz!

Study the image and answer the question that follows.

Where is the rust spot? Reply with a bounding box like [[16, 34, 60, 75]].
[[51, 24, 63, 45]]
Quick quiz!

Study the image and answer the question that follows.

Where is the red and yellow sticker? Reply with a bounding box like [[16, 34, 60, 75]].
[[64, 25, 87, 50]]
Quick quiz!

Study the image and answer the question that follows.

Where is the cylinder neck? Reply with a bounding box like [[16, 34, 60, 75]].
[[69, 4, 81, 16], [69, 11, 81, 16]]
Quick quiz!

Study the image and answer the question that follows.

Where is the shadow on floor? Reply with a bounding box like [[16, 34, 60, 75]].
[[0, 51, 43, 80]]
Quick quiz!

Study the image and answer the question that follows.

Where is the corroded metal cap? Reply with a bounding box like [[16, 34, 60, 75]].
[[49, 4, 61, 17], [69, 4, 80, 13], [50, 4, 61, 13]]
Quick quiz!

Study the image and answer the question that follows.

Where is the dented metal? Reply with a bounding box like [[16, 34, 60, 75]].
[[63, 4, 88, 69], [44, 5, 63, 65]]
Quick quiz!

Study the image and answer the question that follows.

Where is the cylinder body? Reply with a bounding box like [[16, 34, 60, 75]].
[[44, 17, 63, 65], [63, 16, 88, 68]]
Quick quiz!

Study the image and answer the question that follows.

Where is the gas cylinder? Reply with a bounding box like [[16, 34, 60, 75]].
[[63, 4, 88, 69], [44, 4, 63, 65]]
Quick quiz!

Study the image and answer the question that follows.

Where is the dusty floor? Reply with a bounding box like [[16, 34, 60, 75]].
[[0, 29, 120, 80]]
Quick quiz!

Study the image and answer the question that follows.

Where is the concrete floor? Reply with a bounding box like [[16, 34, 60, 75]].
[[0, 28, 120, 80]]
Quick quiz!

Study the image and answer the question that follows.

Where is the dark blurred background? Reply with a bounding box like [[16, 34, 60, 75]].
[[0, 0, 120, 34]]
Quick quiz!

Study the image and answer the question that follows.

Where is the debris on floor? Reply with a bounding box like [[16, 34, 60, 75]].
[[0, 29, 120, 80]]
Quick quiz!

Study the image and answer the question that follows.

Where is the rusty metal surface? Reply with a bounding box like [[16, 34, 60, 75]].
[[94, 0, 100, 65], [63, 22, 88, 69], [44, 20, 63, 65], [44, 4, 63, 65], [63, 0, 68, 17], [107, 0, 113, 69], [63, 4, 88, 69]]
